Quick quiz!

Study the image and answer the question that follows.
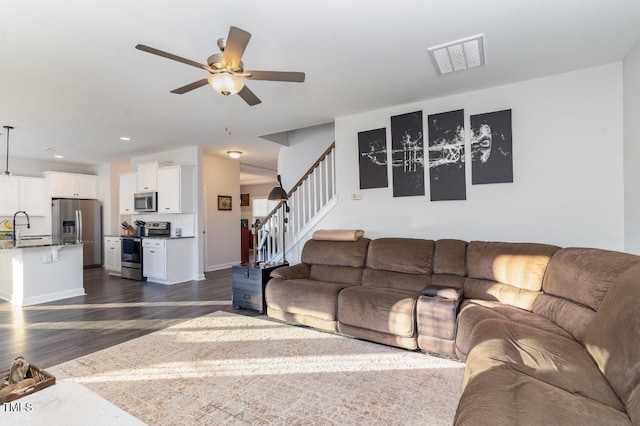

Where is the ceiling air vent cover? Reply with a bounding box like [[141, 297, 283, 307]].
[[428, 34, 485, 76]]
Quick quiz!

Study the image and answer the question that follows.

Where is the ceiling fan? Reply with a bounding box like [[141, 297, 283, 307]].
[[135, 26, 305, 106]]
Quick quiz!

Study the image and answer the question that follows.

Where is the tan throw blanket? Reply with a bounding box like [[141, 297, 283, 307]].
[[312, 229, 365, 241]]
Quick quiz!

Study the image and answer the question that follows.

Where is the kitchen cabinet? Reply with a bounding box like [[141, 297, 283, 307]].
[[142, 238, 194, 284], [157, 165, 194, 213], [119, 172, 137, 214], [104, 236, 121, 275], [136, 162, 158, 192], [43, 171, 98, 199], [0, 176, 20, 215], [0, 176, 47, 216], [19, 177, 48, 216], [142, 238, 166, 280]]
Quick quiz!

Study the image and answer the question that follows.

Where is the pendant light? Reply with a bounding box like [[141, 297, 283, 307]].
[[3, 125, 13, 176]]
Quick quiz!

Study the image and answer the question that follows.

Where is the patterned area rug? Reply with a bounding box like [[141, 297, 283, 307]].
[[49, 311, 465, 425]]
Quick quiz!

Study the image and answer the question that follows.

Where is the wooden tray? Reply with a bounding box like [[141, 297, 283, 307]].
[[0, 364, 56, 405]]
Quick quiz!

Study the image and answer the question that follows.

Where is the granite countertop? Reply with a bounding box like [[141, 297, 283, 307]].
[[105, 234, 194, 240], [0, 237, 84, 250]]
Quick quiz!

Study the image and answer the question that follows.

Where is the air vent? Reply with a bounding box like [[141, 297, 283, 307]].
[[428, 34, 485, 76]]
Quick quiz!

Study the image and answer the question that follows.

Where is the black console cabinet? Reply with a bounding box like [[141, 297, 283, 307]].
[[232, 263, 287, 313]]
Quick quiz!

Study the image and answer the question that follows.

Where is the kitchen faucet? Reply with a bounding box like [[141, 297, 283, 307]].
[[12, 210, 30, 245]]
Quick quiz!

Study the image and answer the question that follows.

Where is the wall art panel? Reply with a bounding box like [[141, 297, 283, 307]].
[[470, 109, 513, 184], [427, 109, 466, 201], [358, 128, 389, 189], [391, 111, 425, 197]]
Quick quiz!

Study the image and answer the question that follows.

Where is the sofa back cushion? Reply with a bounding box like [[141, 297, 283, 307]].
[[464, 241, 559, 310], [309, 264, 364, 286], [535, 247, 640, 342], [432, 239, 467, 289], [362, 238, 434, 293], [301, 238, 370, 268], [582, 262, 640, 415]]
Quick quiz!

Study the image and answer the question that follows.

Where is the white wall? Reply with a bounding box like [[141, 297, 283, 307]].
[[203, 155, 241, 271], [288, 63, 625, 253], [278, 123, 335, 192], [624, 39, 640, 254]]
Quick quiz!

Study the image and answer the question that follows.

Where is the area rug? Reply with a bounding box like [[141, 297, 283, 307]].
[[48, 311, 465, 425]]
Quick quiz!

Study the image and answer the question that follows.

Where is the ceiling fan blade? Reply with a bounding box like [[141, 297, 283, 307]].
[[223, 26, 251, 69], [244, 70, 305, 83], [135, 44, 209, 71], [237, 85, 261, 106], [170, 78, 209, 94]]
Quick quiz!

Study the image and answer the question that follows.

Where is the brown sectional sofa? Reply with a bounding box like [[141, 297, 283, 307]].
[[264, 233, 640, 425]]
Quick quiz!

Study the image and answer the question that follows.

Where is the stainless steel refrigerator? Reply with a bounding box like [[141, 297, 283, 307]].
[[52, 199, 103, 267]]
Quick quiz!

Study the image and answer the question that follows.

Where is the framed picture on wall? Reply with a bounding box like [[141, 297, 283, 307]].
[[218, 195, 232, 211], [240, 193, 250, 206]]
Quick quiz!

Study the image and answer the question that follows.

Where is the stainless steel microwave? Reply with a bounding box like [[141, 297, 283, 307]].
[[134, 192, 157, 212]]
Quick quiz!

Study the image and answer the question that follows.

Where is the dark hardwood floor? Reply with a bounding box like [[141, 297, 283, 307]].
[[0, 267, 261, 369]]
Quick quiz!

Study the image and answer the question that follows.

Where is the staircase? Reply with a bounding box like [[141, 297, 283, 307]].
[[254, 142, 336, 264]]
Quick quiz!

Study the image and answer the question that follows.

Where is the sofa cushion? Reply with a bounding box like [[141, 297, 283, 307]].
[[365, 238, 434, 274], [542, 247, 640, 311], [265, 278, 352, 322], [463, 278, 540, 310], [361, 269, 431, 293], [455, 300, 572, 360], [309, 264, 364, 286], [433, 239, 467, 276], [532, 293, 596, 342], [338, 287, 418, 337], [455, 368, 632, 426], [582, 263, 640, 409], [466, 241, 559, 291], [464, 319, 624, 411], [301, 238, 370, 268]]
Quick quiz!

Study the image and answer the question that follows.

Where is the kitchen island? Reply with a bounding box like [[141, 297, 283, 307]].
[[0, 239, 84, 306]]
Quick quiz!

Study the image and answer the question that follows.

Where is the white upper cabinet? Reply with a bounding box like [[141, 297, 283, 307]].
[[0, 176, 20, 216], [18, 177, 48, 216], [0, 176, 48, 216], [136, 162, 158, 192], [43, 171, 98, 199], [157, 165, 194, 213], [119, 172, 137, 214]]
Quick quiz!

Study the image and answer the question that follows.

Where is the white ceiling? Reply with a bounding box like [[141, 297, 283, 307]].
[[2, 0, 640, 181]]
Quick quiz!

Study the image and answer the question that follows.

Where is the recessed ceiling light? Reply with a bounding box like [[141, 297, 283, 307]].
[[227, 150, 242, 159], [428, 34, 485, 76], [120, 136, 131, 141], [54, 154, 64, 159]]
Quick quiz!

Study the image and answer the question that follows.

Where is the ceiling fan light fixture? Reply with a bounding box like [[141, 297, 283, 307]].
[[208, 73, 244, 96], [227, 150, 242, 159]]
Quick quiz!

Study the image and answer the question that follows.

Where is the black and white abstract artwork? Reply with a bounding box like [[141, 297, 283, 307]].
[[427, 109, 466, 201], [358, 128, 389, 189], [470, 109, 513, 184], [390, 111, 425, 197]]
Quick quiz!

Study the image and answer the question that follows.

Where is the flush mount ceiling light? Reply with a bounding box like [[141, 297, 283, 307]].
[[428, 34, 485, 76], [54, 154, 64, 159], [120, 136, 131, 141], [209, 73, 245, 96], [226, 150, 243, 159]]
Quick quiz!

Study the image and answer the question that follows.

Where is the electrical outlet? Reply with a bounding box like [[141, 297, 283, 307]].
[[42, 254, 53, 264], [352, 193, 362, 200]]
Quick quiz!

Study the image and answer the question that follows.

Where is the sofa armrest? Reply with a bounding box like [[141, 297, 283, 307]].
[[270, 263, 311, 280], [422, 286, 464, 301]]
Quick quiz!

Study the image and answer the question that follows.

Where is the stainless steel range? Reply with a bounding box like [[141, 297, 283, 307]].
[[146, 221, 170, 237]]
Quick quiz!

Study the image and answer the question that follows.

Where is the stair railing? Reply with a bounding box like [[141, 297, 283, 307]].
[[254, 142, 336, 263]]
